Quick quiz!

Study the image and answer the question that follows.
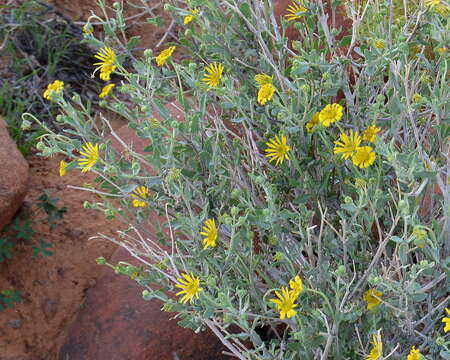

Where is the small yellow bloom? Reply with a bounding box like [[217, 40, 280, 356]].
[[265, 135, 291, 166], [257, 83, 276, 105], [413, 226, 427, 248], [318, 103, 344, 127], [202, 62, 224, 87], [131, 186, 150, 208], [285, 0, 307, 21], [184, 9, 200, 25], [78, 142, 99, 173], [99, 83, 115, 99], [442, 308, 450, 333], [254, 73, 273, 87], [363, 126, 380, 143], [407, 346, 422, 360], [83, 25, 93, 35], [352, 146, 376, 169], [175, 272, 202, 304], [93, 47, 117, 81], [269, 286, 298, 320], [305, 112, 320, 133], [425, 0, 450, 15], [200, 219, 218, 249], [436, 47, 447, 55], [367, 332, 382, 360], [43, 80, 64, 100], [333, 130, 362, 160], [59, 160, 67, 177], [156, 46, 176, 67], [289, 275, 303, 298], [373, 39, 385, 49], [363, 289, 382, 311], [354, 177, 366, 189]]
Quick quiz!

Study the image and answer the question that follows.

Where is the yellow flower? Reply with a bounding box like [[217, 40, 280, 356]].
[[289, 275, 303, 298], [425, 0, 450, 15], [156, 46, 176, 67], [131, 186, 150, 208], [202, 62, 224, 87], [269, 286, 298, 320], [318, 103, 344, 127], [442, 308, 450, 333], [43, 80, 64, 100], [367, 332, 383, 360], [333, 130, 362, 160], [363, 289, 382, 311], [59, 160, 67, 177], [373, 39, 386, 49], [352, 146, 376, 169], [265, 135, 291, 166], [363, 125, 380, 143], [200, 219, 218, 249], [93, 47, 117, 81], [78, 142, 99, 173], [175, 272, 202, 304], [354, 177, 366, 189], [99, 83, 115, 99], [413, 226, 427, 248], [255, 73, 273, 87], [184, 9, 200, 25], [407, 346, 422, 360], [257, 83, 276, 105], [285, 0, 307, 21], [436, 47, 447, 55], [305, 112, 321, 133]]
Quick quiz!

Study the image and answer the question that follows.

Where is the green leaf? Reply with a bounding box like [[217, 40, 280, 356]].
[[147, 16, 165, 27]]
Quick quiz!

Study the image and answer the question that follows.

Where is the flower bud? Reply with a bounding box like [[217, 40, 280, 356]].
[[96, 256, 106, 265], [230, 206, 239, 217]]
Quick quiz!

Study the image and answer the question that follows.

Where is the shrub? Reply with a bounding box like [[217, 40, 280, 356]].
[[32, 0, 449, 358]]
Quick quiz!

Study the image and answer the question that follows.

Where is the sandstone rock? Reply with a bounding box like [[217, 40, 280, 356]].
[[58, 247, 228, 360], [0, 117, 29, 232]]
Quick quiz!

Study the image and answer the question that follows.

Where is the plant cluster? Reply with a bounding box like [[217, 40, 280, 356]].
[[33, 0, 448, 358]]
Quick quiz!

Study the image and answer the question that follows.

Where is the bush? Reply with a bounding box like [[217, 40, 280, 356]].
[[31, 0, 449, 358]]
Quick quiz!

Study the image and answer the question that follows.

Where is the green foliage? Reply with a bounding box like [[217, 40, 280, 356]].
[[0, 236, 15, 262], [35, 0, 449, 358], [0, 289, 23, 311], [37, 190, 67, 229], [32, 239, 54, 258]]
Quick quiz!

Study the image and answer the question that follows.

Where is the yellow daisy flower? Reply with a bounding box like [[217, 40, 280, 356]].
[[254, 73, 273, 87], [200, 219, 218, 249], [305, 112, 320, 133], [363, 125, 380, 143], [131, 186, 150, 208], [407, 346, 422, 360], [270, 286, 298, 320], [78, 142, 99, 173], [319, 103, 344, 127], [156, 46, 176, 67], [93, 47, 117, 81], [257, 83, 276, 105], [289, 275, 303, 299], [352, 146, 376, 169], [285, 0, 307, 21], [43, 80, 64, 100], [367, 332, 382, 360], [202, 62, 224, 88], [175, 272, 202, 304], [59, 160, 67, 177], [442, 308, 450, 333], [99, 83, 115, 99], [333, 130, 362, 160], [363, 289, 382, 311], [373, 39, 386, 49], [184, 9, 200, 25], [265, 135, 291, 166]]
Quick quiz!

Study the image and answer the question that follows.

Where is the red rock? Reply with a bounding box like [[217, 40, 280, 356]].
[[0, 117, 29, 232], [58, 247, 228, 360]]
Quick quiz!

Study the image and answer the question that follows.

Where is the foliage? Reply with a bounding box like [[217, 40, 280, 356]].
[[0, 289, 23, 311], [37, 190, 67, 229], [0, 0, 104, 154], [33, 0, 449, 358]]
